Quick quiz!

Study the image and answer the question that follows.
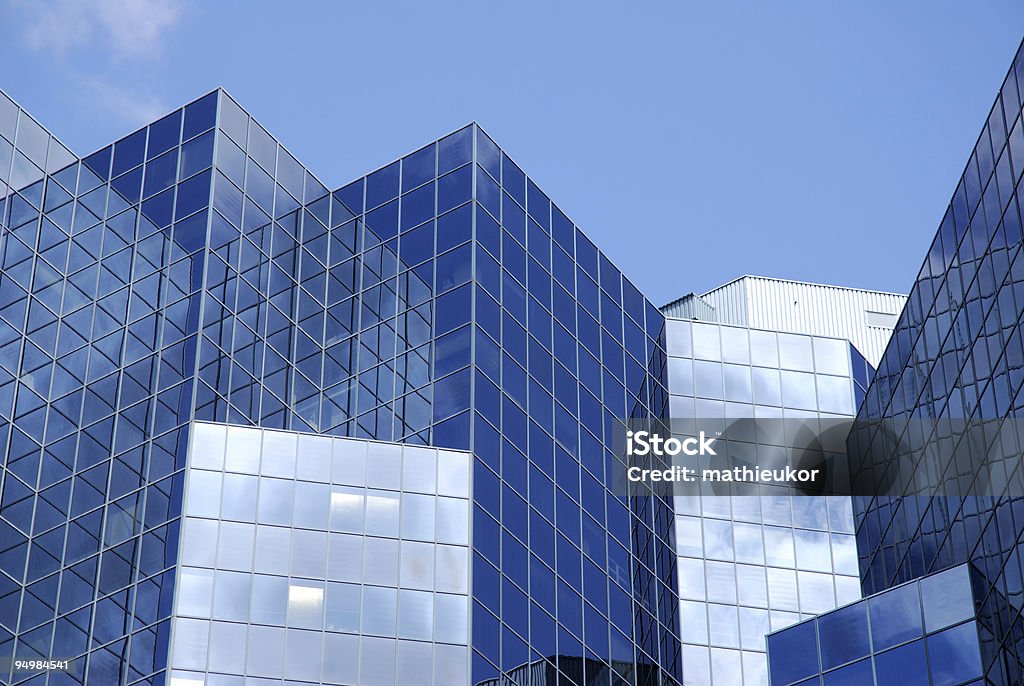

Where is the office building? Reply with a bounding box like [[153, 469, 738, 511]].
[[0, 89, 681, 685], [663, 313, 877, 686], [662, 276, 904, 367], [768, 36, 1024, 686]]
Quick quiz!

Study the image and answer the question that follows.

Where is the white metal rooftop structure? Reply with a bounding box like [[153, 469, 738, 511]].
[[662, 276, 907, 367]]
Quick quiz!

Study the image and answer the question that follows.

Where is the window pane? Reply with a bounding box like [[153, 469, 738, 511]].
[[325, 582, 361, 632], [921, 565, 974, 632], [212, 570, 251, 622], [287, 580, 325, 629], [926, 622, 982, 685], [362, 586, 398, 636], [251, 575, 287, 625], [818, 602, 869, 670], [874, 639, 927, 686], [708, 603, 739, 648], [869, 582, 922, 651], [178, 567, 213, 618], [398, 589, 433, 640]]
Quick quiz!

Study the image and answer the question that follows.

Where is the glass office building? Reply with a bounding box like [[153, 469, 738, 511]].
[[169, 422, 473, 685], [0, 87, 682, 685], [662, 276, 905, 367], [768, 37, 1024, 686], [664, 317, 872, 686], [767, 564, 985, 686]]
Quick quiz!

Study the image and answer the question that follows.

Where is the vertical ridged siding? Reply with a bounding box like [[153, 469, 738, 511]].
[[659, 293, 717, 320], [665, 276, 907, 367]]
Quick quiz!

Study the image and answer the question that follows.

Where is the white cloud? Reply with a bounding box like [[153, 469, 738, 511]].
[[14, 0, 184, 60], [83, 77, 170, 128], [7, 0, 185, 128], [95, 0, 184, 59]]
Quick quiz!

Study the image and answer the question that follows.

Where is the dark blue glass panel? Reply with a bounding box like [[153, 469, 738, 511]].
[[433, 368, 471, 421], [434, 325, 471, 377], [402, 143, 435, 192], [147, 110, 181, 159], [112, 129, 146, 176], [183, 91, 218, 140], [477, 129, 500, 183], [400, 182, 434, 231], [366, 160, 399, 210], [926, 622, 982, 686], [83, 146, 111, 179], [174, 170, 211, 220], [438, 125, 472, 175], [527, 178, 550, 229], [874, 639, 928, 686], [334, 179, 364, 216], [435, 284, 471, 335], [822, 659, 872, 686], [869, 583, 922, 650], [502, 153, 525, 207], [143, 149, 178, 199], [438, 165, 472, 214], [437, 203, 471, 254], [767, 620, 819, 685]]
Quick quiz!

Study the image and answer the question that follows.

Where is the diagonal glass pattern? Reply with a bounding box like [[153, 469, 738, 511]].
[[0, 89, 681, 685]]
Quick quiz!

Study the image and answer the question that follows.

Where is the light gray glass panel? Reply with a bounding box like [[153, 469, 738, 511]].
[[434, 593, 468, 644], [362, 586, 398, 636], [254, 525, 291, 575], [226, 425, 262, 473], [216, 521, 254, 571], [177, 567, 214, 618], [366, 442, 403, 489], [212, 570, 251, 622], [364, 537, 400, 587], [325, 582, 361, 633], [251, 574, 288, 625], [262, 431, 297, 478], [402, 446, 437, 494]]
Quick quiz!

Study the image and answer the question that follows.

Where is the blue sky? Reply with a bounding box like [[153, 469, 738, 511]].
[[3, 1, 1023, 305]]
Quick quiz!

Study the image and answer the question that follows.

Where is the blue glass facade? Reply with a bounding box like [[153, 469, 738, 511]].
[[0, 89, 680, 684], [665, 317, 871, 685], [169, 422, 473, 685], [771, 37, 1024, 686], [767, 565, 985, 686], [0, 91, 219, 685]]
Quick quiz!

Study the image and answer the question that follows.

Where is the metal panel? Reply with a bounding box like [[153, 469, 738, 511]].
[[665, 276, 907, 367], [660, 293, 718, 321]]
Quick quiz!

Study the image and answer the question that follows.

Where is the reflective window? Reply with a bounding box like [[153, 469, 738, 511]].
[[364, 537, 400, 587], [873, 639, 928, 686], [869, 582, 922, 651], [251, 575, 288, 625], [767, 618, 818, 685], [817, 603, 869, 670], [921, 566, 975, 632], [178, 567, 214, 618], [212, 570, 250, 622], [692, 322, 721, 361], [926, 622, 982, 685], [325, 582, 361, 633], [216, 521, 254, 571], [287, 580, 325, 629], [362, 586, 398, 636]]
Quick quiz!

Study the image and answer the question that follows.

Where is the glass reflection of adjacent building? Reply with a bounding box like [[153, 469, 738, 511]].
[[0, 87, 681, 685], [768, 36, 1024, 686], [662, 286, 896, 686]]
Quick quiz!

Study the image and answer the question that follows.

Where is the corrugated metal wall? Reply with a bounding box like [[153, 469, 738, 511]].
[[659, 293, 717, 321], [667, 276, 906, 367]]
